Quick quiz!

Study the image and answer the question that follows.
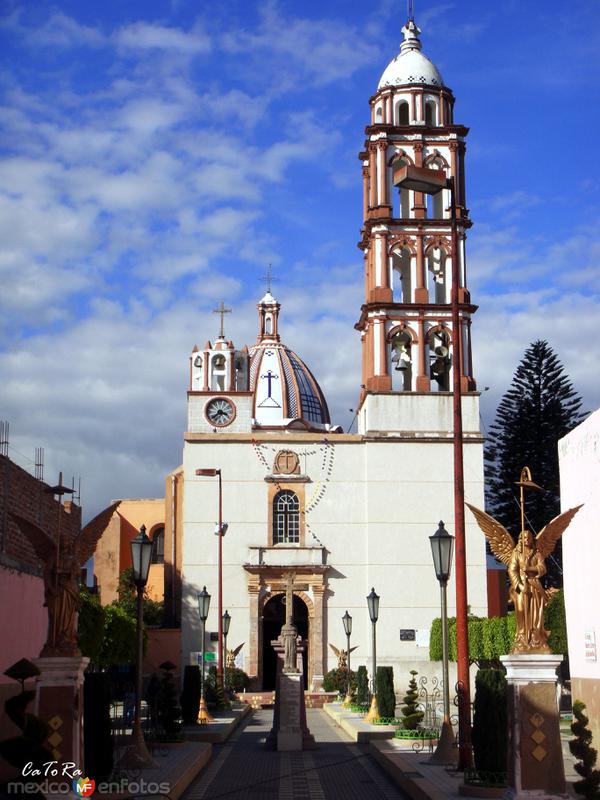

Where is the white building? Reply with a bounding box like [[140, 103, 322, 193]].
[[179, 15, 488, 691], [559, 408, 600, 742]]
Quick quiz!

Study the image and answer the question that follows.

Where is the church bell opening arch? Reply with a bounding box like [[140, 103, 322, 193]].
[[261, 593, 309, 690]]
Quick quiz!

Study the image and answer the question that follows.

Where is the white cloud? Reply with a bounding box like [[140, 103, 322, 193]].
[[114, 21, 211, 54]]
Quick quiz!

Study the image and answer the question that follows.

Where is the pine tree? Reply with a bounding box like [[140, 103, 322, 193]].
[[485, 340, 584, 587], [569, 701, 600, 800]]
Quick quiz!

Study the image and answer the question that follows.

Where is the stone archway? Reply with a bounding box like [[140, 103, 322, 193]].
[[262, 593, 309, 690], [245, 566, 327, 691]]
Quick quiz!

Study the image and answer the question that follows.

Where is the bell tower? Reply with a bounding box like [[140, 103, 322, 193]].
[[355, 15, 478, 433]]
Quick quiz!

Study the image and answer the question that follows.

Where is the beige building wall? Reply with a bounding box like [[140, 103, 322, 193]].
[[559, 408, 600, 744], [94, 498, 166, 604]]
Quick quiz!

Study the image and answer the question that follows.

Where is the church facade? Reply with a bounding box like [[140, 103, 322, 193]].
[[179, 16, 487, 690]]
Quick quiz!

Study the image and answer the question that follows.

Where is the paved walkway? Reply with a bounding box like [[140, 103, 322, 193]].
[[183, 708, 408, 800]]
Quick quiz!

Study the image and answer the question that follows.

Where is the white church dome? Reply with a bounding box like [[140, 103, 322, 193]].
[[249, 342, 331, 430], [249, 292, 332, 431], [378, 19, 444, 89]]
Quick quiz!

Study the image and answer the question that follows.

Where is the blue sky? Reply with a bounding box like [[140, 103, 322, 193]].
[[1, 1, 599, 518]]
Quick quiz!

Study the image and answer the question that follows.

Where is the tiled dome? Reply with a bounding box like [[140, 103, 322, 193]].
[[378, 19, 444, 89]]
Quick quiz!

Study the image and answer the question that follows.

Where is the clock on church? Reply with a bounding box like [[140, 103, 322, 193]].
[[205, 397, 236, 427]]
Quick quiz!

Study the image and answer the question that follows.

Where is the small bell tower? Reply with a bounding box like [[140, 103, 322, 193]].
[[355, 13, 478, 433], [187, 301, 252, 434]]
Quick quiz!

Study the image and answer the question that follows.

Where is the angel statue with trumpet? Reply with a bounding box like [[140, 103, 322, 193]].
[[467, 467, 581, 655]]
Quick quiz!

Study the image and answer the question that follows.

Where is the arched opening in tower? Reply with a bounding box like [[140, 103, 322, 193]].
[[391, 248, 412, 303], [261, 593, 308, 691]]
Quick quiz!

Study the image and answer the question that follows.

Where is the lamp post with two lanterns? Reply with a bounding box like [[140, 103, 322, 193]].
[[394, 165, 472, 768]]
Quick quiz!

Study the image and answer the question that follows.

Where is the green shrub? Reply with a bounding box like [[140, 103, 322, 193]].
[[78, 590, 106, 665], [376, 667, 396, 719], [225, 667, 251, 693], [570, 700, 600, 799], [400, 670, 424, 730], [545, 590, 568, 655], [472, 669, 507, 773], [323, 668, 355, 695], [356, 666, 369, 705], [99, 605, 137, 667], [180, 665, 201, 725], [430, 614, 517, 666], [83, 672, 113, 782], [157, 662, 182, 738], [429, 617, 442, 661]]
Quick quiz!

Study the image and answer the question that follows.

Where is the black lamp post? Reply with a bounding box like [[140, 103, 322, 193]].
[[197, 586, 213, 724], [196, 468, 227, 691], [342, 610, 353, 706], [365, 588, 380, 723], [394, 164, 472, 768], [129, 525, 155, 766], [429, 521, 456, 764], [222, 609, 231, 692]]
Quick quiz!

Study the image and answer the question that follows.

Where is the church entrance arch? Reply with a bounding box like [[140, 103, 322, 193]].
[[262, 593, 308, 690]]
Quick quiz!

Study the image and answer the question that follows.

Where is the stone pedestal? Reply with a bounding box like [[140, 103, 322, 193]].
[[33, 657, 89, 769], [265, 638, 315, 751], [500, 654, 567, 800]]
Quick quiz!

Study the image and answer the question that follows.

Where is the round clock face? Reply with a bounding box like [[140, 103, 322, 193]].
[[205, 397, 235, 427]]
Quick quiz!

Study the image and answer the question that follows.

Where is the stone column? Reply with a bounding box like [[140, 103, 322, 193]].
[[416, 319, 429, 392], [247, 581, 261, 689], [311, 587, 325, 691], [414, 233, 428, 303], [33, 656, 89, 768], [500, 654, 566, 800]]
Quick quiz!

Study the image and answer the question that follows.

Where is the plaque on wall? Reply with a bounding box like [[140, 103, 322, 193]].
[[400, 629, 416, 641]]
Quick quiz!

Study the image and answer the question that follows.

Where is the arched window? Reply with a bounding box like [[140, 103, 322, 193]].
[[392, 247, 412, 303], [390, 330, 413, 391], [151, 527, 165, 564], [211, 354, 226, 391], [397, 100, 409, 125], [376, 106, 383, 122], [429, 329, 451, 391], [391, 157, 411, 217], [273, 491, 300, 544], [425, 100, 436, 126], [427, 247, 448, 303]]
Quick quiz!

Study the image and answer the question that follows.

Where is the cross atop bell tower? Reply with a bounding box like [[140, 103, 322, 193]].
[[354, 12, 477, 431]]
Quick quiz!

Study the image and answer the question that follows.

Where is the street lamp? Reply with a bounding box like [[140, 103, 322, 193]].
[[222, 609, 231, 693], [197, 586, 214, 724], [342, 611, 353, 707], [429, 521, 456, 764], [394, 164, 472, 768], [128, 525, 155, 766], [196, 468, 227, 690], [365, 588, 380, 723]]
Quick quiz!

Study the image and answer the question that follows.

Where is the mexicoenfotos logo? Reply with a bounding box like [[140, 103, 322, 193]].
[[72, 777, 95, 796]]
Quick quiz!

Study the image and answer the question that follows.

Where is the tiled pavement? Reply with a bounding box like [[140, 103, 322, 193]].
[[183, 708, 408, 800]]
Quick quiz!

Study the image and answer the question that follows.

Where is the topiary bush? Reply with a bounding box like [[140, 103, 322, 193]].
[[472, 668, 507, 773], [376, 667, 396, 719], [356, 665, 369, 705], [400, 670, 424, 730], [570, 700, 600, 800], [180, 665, 201, 724], [83, 672, 113, 782]]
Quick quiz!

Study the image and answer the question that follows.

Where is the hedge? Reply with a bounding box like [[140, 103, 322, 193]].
[[430, 607, 564, 666], [376, 667, 396, 719], [472, 669, 507, 773]]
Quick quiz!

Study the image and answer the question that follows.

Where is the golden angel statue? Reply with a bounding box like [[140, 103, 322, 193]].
[[226, 643, 244, 670], [329, 643, 358, 670], [467, 476, 581, 654], [11, 501, 120, 658]]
